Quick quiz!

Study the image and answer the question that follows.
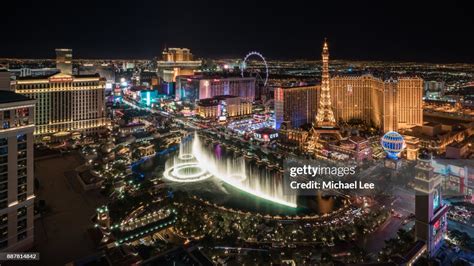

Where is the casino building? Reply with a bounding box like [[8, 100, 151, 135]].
[[156, 48, 202, 83], [175, 75, 256, 103], [10, 49, 107, 139], [196, 95, 252, 120], [276, 41, 424, 154], [274, 85, 320, 129], [331, 74, 423, 132], [12, 73, 107, 138]]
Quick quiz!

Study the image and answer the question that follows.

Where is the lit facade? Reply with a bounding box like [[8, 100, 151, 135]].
[[433, 159, 474, 197], [197, 100, 219, 119], [156, 48, 201, 82], [383, 80, 398, 132], [278, 129, 309, 150], [138, 144, 155, 157], [0, 91, 35, 251], [404, 135, 420, 161], [162, 48, 193, 61], [175, 76, 256, 103], [396, 77, 424, 129], [328, 136, 372, 162], [331, 74, 384, 128], [55, 48, 73, 75], [12, 73, 107, 137], [414, 154, 449, 258], [331, 75, 423, 132], [253, 128, 278, 142], [197, 95, 252, 119], [274, 85, 319, 129], [401, 122, 472, 155]]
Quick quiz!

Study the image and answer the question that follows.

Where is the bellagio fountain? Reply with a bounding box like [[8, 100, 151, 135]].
[[164, 132, 297, 208]]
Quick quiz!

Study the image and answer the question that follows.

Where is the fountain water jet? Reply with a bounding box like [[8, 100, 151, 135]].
[[164, 132, 297, 208]]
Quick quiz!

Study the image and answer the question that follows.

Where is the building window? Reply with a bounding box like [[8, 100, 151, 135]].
[[0, 147, 7, 156], [0, 227, 7, 241], [0, 214, 7, 227], [0, 165, 6, 174], [17, 207, 27, 219], [18, 169, 27, 179], [17, 134, 27, 143], [2, 121, 9, 129], [18, 184, 27, 195], [18, 159, 27, 169], [17, 231, 27, 241], [18, 193, 27, 203], [17, 219, 27, 232], [18, 150, 27, 160], [18, 142, 27, 151], [0, 191, 6, 201]]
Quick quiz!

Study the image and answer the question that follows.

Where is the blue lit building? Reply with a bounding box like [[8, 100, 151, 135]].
[[274, 85, 319, 130]]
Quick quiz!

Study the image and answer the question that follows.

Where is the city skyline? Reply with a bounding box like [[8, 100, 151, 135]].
[[2, 0, 474, 63], [0, 2, 472, 265]]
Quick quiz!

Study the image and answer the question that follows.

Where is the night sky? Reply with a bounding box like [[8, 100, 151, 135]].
[[2, 0, 473, 62]]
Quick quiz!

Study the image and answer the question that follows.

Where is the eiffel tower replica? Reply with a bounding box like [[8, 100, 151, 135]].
[[306, 39, 341, 153]]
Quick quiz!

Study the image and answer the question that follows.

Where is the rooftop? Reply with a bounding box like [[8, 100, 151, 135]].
[[0, 90, 33, 104], [349, 136, 367, 143], [15, 73, 100, 81], [213, 94, 238, 100], [279, 84, 319, 89], [177, 74, 255, 81], [255, 127, 278, 134], [447, 135, 474, 148], [198, 98, 219, 107]]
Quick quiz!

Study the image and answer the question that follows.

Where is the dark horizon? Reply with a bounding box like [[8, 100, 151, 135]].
[[2, 0, 474, 63]]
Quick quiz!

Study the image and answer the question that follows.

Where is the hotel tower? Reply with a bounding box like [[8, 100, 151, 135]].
[[0, 87, 35, 251], [11, 49, 107, 139], [331, 75, 423, 132]]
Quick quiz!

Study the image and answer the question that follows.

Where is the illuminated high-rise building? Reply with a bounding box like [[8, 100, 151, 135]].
[[156, 48, 201, 82], [162, 48, 193, 61], [55, 48, 73, 75], [414, 152, 449, 258], [5, 50, 107, 140], [396, 77, 424, 129], [175, 75, 255, 103], [330, 75, 423, 132], [0, 90, 35, 251], [383, 79, 398, 132], [331, 74, 384, 129], [12, 73, 107, 138], [196, 95, 252, 120], [274, 85, 319, 129]]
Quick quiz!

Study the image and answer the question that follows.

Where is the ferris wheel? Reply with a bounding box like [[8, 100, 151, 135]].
[[240, 51, 269, 86]]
